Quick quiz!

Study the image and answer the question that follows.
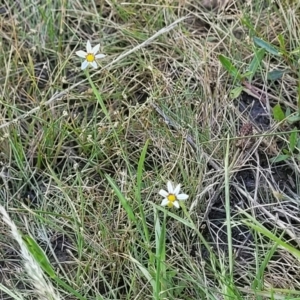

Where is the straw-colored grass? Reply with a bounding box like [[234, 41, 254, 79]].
[[0, 0, 300, 299]]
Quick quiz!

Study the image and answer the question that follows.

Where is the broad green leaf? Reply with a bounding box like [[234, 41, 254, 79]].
[[253, 37, 280, 56], [230, 86, 243, 99], [267, 69, 286, 81], [106, 174, 137, 222], [272, 103, 285, 121], [287, 115, 300, 123], [23, 235, 56, 278], [248, 48, 265, 81], [282, 148, 290, 155], [218, 55, 242, 80], [270, 154, 291, 163], [289, 129, 297, 152]]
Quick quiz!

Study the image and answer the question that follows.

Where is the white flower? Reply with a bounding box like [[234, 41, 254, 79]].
[[159, 181, 188, 208], [76, 40, 106, 70]]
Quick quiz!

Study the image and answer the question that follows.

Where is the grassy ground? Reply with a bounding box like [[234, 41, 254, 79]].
[[0, 0, 300, 299]]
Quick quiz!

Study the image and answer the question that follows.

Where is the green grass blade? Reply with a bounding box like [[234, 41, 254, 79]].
[[248, 48, 265, 81], [135, 140, 150, 244], [219, 55, 242, 80], [251, 239, 279, 299], [86, 71, 109, 117], [253, 37, 280, 56], [106, 174, 137, 223], [224, 135, 233, 281], [240, 210, 300, 259], [0, 283, 24, 300], [154, 209, 167, 299], [23, 235, 56, 278], [23, 235, 87, 300], [128, 256, 155, 289]]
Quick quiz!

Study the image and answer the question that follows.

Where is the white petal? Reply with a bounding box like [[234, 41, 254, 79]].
[[86, 40, 92, 53], [95, 53, 106, 59], [92, 43, 100, 54], [159, 189, 168, 197], [177, 193, 188, 200], [81, 60, 89, 70], [91, 61, 98, 69], [167, 181, 174, 193], [76, 50, 87, 58], [173, 201, 180, 208], [173, 184, 181, 195], [161, 199, 169, 207]]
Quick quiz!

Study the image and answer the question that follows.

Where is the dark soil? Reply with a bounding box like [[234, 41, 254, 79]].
[[238, 92, 270, 130], [196, 91, 300, 286]]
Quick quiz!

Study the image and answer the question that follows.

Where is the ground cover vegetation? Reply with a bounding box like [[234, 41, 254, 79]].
[[0, 0, 300, 299]]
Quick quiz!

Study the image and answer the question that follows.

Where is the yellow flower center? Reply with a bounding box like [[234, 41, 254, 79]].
[[167, 194, 176, 207], [86, 53, 95, 62]]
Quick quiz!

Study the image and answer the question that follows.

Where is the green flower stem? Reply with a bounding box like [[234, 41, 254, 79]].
[[180, 202, 213, 257]]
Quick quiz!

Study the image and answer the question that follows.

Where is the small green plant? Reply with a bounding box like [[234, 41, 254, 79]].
[[219, 37, 286, 99], [273, 103, 300, 124], [270, 128, 300, 163], [272, 104, 300, 163]]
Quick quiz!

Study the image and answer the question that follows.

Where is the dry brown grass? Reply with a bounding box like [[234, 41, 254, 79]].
[[0, 0, 300, 299]]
